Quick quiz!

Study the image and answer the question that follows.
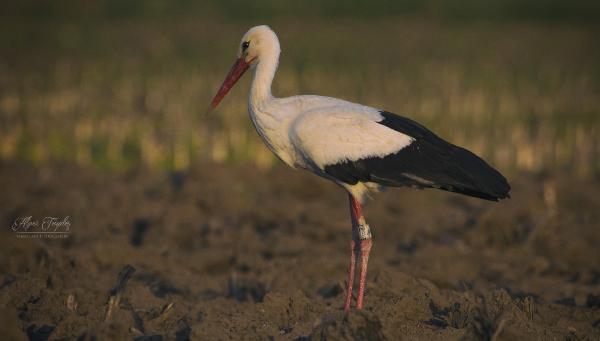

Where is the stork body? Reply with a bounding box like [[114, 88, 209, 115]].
[[209, 25, 510, 310]]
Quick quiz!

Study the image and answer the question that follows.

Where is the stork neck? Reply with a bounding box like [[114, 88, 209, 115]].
[[250, 52, 278, 108]]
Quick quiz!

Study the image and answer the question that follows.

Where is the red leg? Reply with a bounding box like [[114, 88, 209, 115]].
[[343, 239, 356, 311], [346, 194, 373, 310], [356, 238, 372, 309], [344, 194, 359, 311]]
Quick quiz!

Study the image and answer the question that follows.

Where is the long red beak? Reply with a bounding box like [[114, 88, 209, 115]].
[[207, 58, 250, 113]]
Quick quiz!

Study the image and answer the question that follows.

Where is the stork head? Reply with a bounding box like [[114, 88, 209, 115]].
[[208, 25, 280, 112]]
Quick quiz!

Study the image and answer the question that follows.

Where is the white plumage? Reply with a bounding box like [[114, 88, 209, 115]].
[[234, 26, 415, 201], [290, 105, 414, 168]]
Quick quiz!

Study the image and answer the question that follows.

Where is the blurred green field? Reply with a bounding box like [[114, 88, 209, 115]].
[[1, 0, 599, 175]]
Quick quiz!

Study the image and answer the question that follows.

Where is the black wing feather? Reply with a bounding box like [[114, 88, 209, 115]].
[[324, 111, 511, 201]]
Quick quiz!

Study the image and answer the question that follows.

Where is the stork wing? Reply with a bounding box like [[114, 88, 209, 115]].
[[292, 108, 510, 201], [290, 107, 414, 169]]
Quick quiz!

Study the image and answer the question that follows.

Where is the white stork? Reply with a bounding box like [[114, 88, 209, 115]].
[[208, 25, 510, 310]]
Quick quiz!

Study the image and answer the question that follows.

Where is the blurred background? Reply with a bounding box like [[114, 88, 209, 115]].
[[1, 0, 599, 176], [2, 2, 600, 339]]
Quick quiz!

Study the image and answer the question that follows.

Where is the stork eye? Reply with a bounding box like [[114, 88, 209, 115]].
[[242, 41, 250, 51]]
